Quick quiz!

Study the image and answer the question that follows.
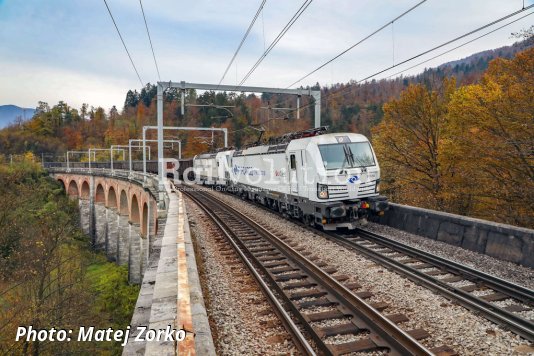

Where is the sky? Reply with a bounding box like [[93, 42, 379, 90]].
[[0, 0, 532, 111]]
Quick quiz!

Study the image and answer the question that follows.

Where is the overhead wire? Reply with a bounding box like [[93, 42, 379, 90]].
[[283, 4, 534, 117], [139, 0, 161, 82], [236, 0, 313, 88], [218, 0, 267, 88], [261, 7, 267, 52], [103, 0, 144, 87], [386, 10, 534, 79], [286, 0, 428, 88]]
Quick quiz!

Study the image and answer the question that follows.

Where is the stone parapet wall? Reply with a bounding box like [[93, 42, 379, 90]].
[[371, 203, 534, 268]]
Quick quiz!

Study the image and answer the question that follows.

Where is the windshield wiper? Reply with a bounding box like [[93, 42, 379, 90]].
[[345, 145, 355, 167], [341, 145, 352, 170]]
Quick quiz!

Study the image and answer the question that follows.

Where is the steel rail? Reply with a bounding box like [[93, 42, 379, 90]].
[[192, 185, 534, 342], [183, 186, 433, 355], [354, 228, 534, 304], [322, 230, 534, 342], [180, 187, 316, 355]]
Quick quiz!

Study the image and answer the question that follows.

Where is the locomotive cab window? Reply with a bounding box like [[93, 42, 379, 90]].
[[318, 142, 375, 170], [290, 154, 296, 170]]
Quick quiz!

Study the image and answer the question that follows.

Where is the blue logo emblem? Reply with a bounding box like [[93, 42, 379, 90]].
[[348, 175, 359, 184]]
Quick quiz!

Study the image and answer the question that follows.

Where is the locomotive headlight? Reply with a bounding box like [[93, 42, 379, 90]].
[[317, 184, 329, 199], [376, 179, 381, 193]]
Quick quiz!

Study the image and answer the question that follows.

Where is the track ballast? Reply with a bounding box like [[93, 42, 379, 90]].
[[324, 228, 534, 342], [179, 185, 441, 355]]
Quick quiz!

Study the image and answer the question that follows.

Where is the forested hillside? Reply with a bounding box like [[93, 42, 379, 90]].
[[0, 158, 139, 354], [1, 39, 531, 159], [373, 47, 533, 228], [0, 40, 531, 227]]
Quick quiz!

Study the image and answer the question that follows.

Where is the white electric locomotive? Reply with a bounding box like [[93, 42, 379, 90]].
[[193, 127, 388, 230]]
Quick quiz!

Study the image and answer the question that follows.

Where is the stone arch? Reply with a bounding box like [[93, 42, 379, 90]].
[[117, 189, 130, 265], [57, 178, 66, 192], [130, 194, 140, 225], [142, 203, 148, 237], [107, 186, 118, 209], [67, 180, 79, 197], [81, 181, 90, 199], [119, 190, 129, 215], [95, 184, 105, 204]]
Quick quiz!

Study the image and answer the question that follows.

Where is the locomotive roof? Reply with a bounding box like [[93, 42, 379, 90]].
[[194, 131, 370, 159], [234, 132, 370, 156]]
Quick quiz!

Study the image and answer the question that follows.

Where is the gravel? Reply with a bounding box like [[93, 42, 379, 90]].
[[302, 305, 337, 314], [493, 299, 518, 308], [516, 310, 534, 321], [310, 317, 352, 328], [324, 332, 370, 345], [186, 199, 297, 355], [287, 286, 315, 295], [202, 187, 534, 355], [448, 279, 473, 288], [405, 261, 426, 267], [393, 256, 413, 262], [435, 273, 456, 280], [472, 289, 495, 297], [362, 222, 534, 290]]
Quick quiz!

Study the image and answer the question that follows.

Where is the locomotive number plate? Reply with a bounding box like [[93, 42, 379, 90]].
[[335, 136, 351, 143]]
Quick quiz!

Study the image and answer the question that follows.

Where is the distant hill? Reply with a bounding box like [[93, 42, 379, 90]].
[[317, 39, 533, 135], [433, 38, 533, 83], [0, 105, 35, 128]]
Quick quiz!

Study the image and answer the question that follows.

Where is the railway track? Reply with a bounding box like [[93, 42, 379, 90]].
[[188, 184, 534, 345], [320, 228, 534, 343], [179, 186, 443, 355]]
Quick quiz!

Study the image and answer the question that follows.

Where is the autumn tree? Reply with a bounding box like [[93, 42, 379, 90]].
[[372, 78, 457, 211], [0, 160, 139, 354], [446, 47, 534, 227]]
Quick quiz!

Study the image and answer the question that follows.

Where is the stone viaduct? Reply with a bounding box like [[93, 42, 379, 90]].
[[52, 171, 159, 284], [46, 167, 216, 355]]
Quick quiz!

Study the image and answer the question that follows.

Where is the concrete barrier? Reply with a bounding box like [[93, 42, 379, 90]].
[[371, 203, 534, 268], [124, 181, 215, 356]]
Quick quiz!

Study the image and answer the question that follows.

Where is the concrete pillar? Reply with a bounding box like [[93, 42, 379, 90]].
[[146, 201, 150, 247], [79, 199, 91, 235], [89, 177, 95, 246], [117, 214, 130, 265], [145, 201, 152, 267], [106, 208, 119, 262], [70, 195, 81, 229], [129, 223, 141, 284], [140, 235, 147, 277], [149, 202, 157, 254], [94, 204, 107, 250]]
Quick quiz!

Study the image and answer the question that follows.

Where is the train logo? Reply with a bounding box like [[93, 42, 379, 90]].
[[348, 175, 360, 184], [233, 165, 266, 177]]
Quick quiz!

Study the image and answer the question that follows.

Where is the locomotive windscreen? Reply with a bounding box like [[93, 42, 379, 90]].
[[318, 142, 375, 170]]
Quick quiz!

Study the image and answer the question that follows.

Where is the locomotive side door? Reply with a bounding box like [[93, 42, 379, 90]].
[[289, 152, 298, 194]]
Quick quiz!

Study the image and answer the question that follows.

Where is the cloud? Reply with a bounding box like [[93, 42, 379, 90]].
[[0, 59, 134, 111], [0, 0, 532, 109]]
